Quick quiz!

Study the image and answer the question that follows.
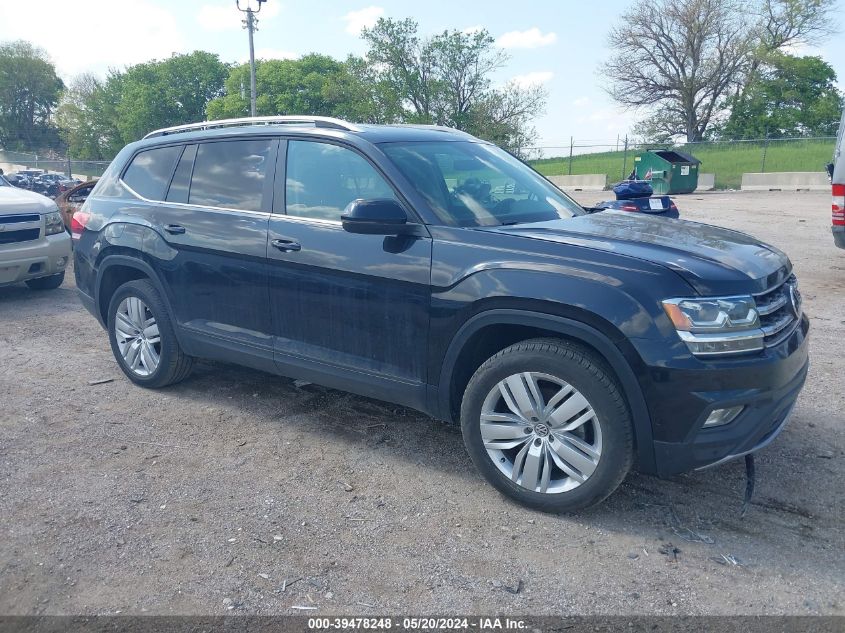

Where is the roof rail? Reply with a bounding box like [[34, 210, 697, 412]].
[[386, 123, 476, 139], [143, 115, 362, 139]]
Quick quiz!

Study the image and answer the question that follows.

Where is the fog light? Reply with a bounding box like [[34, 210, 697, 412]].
[[703, 406, 744, 428], [56, 257, 68, 269]]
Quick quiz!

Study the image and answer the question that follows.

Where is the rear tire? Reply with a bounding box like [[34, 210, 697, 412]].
[[107, 279, 193, 388], [25, 271, 64, 290], [460, 338, 633, 513]]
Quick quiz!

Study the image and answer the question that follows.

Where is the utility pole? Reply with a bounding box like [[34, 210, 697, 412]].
[[236, 0, 267, 117]]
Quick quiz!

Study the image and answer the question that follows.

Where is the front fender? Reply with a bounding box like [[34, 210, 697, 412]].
[[436, 308, 658, 473]]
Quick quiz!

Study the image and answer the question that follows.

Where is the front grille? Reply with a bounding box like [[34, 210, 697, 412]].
[[756, 274, 801, 347], [0, 228, 40, 244], [0, 213, 41, 224]]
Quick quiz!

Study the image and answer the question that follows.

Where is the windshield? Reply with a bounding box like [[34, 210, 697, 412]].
[[380, 141, 584, 227], [0, 175, 9, 187]]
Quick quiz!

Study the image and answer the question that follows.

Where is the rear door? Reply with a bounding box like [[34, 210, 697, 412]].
[[267, 139, 432, 407], [136, 138, 278, 362]]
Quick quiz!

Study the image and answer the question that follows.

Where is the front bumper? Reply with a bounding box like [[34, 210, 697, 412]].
[[0, 232, 71, 286], [635, 314, 809, 476]]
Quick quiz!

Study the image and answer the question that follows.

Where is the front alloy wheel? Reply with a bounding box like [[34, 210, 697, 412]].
[[481, 372, 602, 494], [461, 338, 633, 512]]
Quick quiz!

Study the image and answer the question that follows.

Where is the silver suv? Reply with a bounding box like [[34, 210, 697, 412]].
[[0, 174, 71, 290]]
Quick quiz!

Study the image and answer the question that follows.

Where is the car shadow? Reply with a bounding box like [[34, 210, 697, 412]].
[[154, 359, 840, 582]]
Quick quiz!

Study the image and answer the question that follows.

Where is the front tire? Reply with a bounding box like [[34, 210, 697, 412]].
[[25, 271, 64, 290], [107, 279, 193, 388], [460, 338, 633, 513]]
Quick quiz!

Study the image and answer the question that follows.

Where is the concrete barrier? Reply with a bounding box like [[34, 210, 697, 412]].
[[741, 172, 829, 191], [548, 174, 607, 191], [697, 173, 715, 191]]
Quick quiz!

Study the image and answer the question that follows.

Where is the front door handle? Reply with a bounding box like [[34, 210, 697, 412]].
[[164, 224, 186, 235], [271, 238, 302, 252]]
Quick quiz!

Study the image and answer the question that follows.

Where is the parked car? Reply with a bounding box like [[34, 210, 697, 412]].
[[589, 180, 679, 219], [830, 108, 845, 248], [39, 173, 76, 195], [590, 194, 679, 218], [73, 116, 809, 512], [56, 179, 97, 230], [5, 173, 32, 189], [0, 174, 72, 290]]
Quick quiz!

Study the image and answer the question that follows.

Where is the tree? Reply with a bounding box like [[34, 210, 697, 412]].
[[603, 0, 752, 142], [360, 18, 546, 154], [721, 53, 843, 138], [0, 40, 64, 151], [115, 51, 229, 142], [603, 0, 839, 142], [756, 0, 838, 52], [206, 54, 382, 122]]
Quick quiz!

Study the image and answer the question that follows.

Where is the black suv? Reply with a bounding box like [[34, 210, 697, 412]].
[[74, 116, 809, 512]]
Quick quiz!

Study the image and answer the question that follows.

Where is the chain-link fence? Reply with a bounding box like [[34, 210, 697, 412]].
[[0, 150, 110, 180], [2, 135, 836, 191], [529, 136, 836, 190]]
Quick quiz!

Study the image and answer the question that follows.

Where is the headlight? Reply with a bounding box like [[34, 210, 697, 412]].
[[662, 295, 764, 356], [44, 210, 65, 235]]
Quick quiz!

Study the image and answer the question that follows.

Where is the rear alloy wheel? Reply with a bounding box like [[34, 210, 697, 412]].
[[114, 296, 161, 377], [461, 338, 633, 512], [107, 279, 194, 388]]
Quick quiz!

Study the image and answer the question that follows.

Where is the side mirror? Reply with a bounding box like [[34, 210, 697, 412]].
[[341, 198, 409, 235]]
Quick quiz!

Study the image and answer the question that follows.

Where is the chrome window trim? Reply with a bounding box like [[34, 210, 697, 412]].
[[119, 179, 273, 218]]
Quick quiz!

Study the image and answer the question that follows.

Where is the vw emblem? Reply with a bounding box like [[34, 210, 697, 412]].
[[788, 284, 802, 319], [533, 422, 550, 438]]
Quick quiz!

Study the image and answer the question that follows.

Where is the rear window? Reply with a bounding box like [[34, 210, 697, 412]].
[[188, 139, 274, 212], [122, 145, 181, 200]]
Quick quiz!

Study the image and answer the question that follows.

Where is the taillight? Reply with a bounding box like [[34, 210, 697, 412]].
[[620, 204, 639, 211], [833, 184, 845, 227], [70, 210, 91, 240]]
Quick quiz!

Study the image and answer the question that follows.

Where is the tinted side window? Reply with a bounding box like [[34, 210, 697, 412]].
[[189, 139, 274, 212], [286, 141, 397, 220], [122, 145, 181, 200], [166, 144, 197, 204]]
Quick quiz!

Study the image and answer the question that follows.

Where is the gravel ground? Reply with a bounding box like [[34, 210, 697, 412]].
[[0, 190, 842, 616]]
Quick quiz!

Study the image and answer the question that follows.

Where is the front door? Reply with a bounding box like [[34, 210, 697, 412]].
[[267, 139, 432, 408]]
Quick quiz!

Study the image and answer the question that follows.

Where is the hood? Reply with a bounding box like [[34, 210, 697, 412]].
[[0, 185, 57, 215], [481, 211, 790, 295]]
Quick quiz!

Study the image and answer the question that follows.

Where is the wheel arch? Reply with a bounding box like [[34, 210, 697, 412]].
[[436, 309, 656, 473], [95, 254, 177, 333]]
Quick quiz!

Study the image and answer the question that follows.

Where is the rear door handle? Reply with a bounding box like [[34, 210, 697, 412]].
[[271, 238, 302, 252], [164, 224, 186, 235]]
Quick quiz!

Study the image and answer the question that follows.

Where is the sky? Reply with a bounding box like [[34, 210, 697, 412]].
[[0, 0, 842, 151]]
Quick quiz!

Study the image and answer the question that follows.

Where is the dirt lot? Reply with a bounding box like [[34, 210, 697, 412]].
[[0, 190, 842, 616]]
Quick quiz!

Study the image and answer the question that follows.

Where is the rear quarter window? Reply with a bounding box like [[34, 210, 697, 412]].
[[122, 145, 182, 200]]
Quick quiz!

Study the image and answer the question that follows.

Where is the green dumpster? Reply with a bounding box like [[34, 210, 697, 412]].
[[633, 149, 701, 194]]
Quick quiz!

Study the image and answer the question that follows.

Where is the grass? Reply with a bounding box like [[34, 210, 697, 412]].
[[530, 138, 835, 190]]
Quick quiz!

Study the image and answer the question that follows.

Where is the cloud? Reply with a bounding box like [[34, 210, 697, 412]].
[[572, 96, 591, 107], [462, 25, 484, 35], [0, 0, 185, 77], [510, 71, 554, 88], [497, 27, 557, 49], [197, 2, 281, 32], [343, 6, 384, 35]]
